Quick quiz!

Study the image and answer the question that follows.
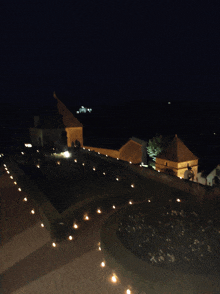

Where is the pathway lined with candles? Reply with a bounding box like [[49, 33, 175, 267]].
[[1, 157, 155, 294]]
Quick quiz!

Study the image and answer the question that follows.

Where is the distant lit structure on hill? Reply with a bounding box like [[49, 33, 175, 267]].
[[76, 106, 92, 114]]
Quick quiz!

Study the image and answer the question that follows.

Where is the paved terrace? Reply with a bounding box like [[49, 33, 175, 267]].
[[1, 153, 219, 294], [0, 160, 150, 294]]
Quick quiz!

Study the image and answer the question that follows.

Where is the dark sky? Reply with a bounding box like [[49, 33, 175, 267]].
[[1, 1, 220, 107]]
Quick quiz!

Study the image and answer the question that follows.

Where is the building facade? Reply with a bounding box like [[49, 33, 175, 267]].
[[29, 92, 83, 148], [155, 134, 198, 179]]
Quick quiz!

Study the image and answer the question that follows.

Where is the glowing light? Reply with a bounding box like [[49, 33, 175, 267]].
[[5, 167, 8, 170], [158, 170, 160, 172], [180, 177, 182, 179], [18, 188, 21, 191], [36, 164, 40, 168], [131, 184, 134, 188], [98, 246, 101, 251], [129, 161, 132, 164], [57, 161, 60, 165], [41, 223, 44, 227], [23, 197, 28, 201], [83, 147, 85, 150], [37, 150, 39, 152], [63, 151, 71, 158], [111, 274, 118, 283], [97, 209, 102, 214], [10, 176, 13, 179], [82, 163, 85, 166], [168, 102, 171, 104], [7, 171, 10, 174], [103, 172, 106, 175], [24, 143, 32, 148], [14, 181, 17, 185], [129, 201, 133, 205], [21, 152, 24, 155], [88, 149, 90, 151], [68, 235, 73, 240], [84, 214, 89, 220], [73, 223, 78, 229], [148, 199, 151, 202], [116, 177, 119, 181], [52, 242, 56, 247], [176, 198, 181, 202], [98, 152, 100, 154], [101, 261, 105, 267], [3, 164, 6, 167], [106, 154, 108, 157], [93, 167, 96, 171], [31, 209, 35, 214], [74, 159, 77, 162], [112, 205, 116, 209], [117, 158, 119, 160], [126, 290, 131, 294]]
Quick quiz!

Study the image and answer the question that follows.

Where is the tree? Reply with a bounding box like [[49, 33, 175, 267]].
[[146, 134, 171, 162]]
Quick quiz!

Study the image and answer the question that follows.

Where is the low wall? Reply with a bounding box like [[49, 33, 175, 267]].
[[83, 146, 119, 159], [100, 205, 220, 294]]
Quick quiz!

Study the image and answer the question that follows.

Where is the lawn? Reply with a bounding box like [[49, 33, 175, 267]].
[[14, 148, 193, 215]]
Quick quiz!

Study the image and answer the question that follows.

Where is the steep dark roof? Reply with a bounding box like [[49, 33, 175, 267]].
[[157, 134, 198, 162]]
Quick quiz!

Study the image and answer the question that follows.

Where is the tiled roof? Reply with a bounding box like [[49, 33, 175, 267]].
[[157, 134, 198, 162], [130, 137, 147, 146], [53, 92, 83, 128]]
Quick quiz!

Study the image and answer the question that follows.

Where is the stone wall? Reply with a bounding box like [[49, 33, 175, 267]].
[[83, 146, 120, 159], [66, 127, 83, 147], [119, 140, 142, 164]]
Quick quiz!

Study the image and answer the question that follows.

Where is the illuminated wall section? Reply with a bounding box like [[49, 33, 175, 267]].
[[65, 127, 83, 147], [119, 140, 142, 164]]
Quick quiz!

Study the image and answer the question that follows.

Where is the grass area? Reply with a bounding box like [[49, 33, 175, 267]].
[[16, 150, 193, 214]]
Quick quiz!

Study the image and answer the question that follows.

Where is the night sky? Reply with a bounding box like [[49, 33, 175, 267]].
[[1, 1, 220, 107]]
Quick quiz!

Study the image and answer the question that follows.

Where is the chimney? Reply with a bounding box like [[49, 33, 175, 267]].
[[34, 116, 40, 127]]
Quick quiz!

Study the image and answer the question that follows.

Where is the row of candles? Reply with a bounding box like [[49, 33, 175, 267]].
[[2, 149, 182, 294]]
